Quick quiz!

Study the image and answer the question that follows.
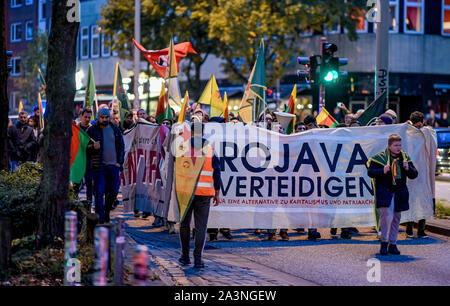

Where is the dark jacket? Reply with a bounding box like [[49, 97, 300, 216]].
[[8, 121, 37, 162], [367, 150, 418, 212], [86, 120, 125, 171]]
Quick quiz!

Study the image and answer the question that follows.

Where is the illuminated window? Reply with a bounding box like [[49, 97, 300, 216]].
[[443, 0, 450, 36], [354, 7, 368, 33], [404, 0, 424, 34]]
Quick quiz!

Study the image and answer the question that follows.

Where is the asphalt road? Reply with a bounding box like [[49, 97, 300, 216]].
[[204, 228, 450, 286]]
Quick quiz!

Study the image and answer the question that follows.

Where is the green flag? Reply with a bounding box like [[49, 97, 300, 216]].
[[114, 63, 131, 124], [85, 63, 97, 119], [358, 91, 388, 126], [250, 39, 267, 121]]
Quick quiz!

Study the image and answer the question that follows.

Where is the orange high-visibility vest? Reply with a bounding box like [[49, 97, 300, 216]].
[[195, 145, 215, 197]]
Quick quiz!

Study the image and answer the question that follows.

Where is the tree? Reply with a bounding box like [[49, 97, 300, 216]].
[[0, 0, 9, 171], [99, 0, 219, 99], [14, 32, 48, 107], [38, 1, 79, 243], [208, 0, 366, 86]]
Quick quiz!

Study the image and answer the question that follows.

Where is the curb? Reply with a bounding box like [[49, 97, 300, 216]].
[[424, 221, 450, 237], [436, 175, 450, 182], [124, 232, 169, 286], [402, 221, 450, 237]]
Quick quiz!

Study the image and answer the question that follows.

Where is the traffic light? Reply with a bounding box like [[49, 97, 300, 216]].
[[297, 55, 320, 84], [320, 43, 347, 84]]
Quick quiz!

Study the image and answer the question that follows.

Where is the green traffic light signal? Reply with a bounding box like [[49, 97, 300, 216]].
[[323, 70, 338, 82]]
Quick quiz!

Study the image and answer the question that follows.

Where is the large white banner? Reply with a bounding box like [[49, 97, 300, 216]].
[[167, 123, 437, 228]]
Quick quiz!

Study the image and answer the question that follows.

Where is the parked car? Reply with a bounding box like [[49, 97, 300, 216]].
[[436, 128, 450, 174]]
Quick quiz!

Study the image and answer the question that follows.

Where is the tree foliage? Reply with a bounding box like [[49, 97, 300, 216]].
[[14, 32, 48, 107], [100, 0, 366, 93], [100, 0, 219, 98], [208, 0, 366, 85]]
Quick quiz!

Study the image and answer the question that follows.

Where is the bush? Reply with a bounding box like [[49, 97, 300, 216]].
[[0, 163, 42, 239], [435, 199, 450, 219], [0, 162, 89, 240]]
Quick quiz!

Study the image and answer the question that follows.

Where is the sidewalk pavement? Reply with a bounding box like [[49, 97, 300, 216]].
[[111, 206, 316, 286], [98, 192, 449, 286]]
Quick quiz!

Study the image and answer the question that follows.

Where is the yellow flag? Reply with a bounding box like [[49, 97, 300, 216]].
[[178, 91, 189, 123], [113, 62, 119, 97], [165, 38, 178, 79], [18, 101, 24, 113], [175, 151, 207, 222], [198, 74, 222, 117]]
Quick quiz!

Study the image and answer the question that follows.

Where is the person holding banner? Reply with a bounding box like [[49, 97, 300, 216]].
[[298, 115, 321, 241], [367, 134, 418, 255], [178, 122, 221, 269], [404, 111, 429, 239]]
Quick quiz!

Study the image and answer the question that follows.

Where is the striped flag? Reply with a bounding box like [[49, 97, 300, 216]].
[[316, 107, 338, 128], [156, 82, 173, 124], [285, 85, 297, 134], [70, 122, 91, 184]]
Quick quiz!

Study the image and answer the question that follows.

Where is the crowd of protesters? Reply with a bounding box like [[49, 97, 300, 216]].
[[5, 99, 446, 262]]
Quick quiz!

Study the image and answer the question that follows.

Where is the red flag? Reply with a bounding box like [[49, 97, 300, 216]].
[[132, 38, 197, 78]]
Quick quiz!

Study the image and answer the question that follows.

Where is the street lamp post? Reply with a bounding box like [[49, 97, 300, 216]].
[[134, 0, 141, 110]]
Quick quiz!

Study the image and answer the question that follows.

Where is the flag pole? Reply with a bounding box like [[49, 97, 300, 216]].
[[263, 89, 266, 129], [166, 39, 173, 120], [253, 97, 256, 124], [113, 62, 119, 99]]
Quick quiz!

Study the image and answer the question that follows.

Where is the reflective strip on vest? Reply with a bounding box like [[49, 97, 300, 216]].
[[195, 146, 215, 197]]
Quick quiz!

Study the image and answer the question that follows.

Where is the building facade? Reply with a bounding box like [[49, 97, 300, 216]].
[[6, 0, 52, 114], [283, 0, 450, 123]]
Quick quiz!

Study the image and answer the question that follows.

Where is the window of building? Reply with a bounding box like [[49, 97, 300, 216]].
[[91, 26, 100, 58], [443, 0, 450, 36], [41, 0, 47, 19], [326, 24, 341, 35], [10, 23, 22, 42], [80, 27, 89, 59], [11, 0, 23, 8], [354, 7, 368, 33], [10, 92, 20, 111], [102, 34, 111, 57], [373, 0, 399, 33], [11, 57, 21, 76], [26, 0, 33, 5], [26, 20, 33, 40], [404, 0, 424, 34]]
